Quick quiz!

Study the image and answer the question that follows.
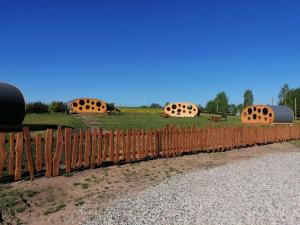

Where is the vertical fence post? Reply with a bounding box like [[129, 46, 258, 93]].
[[53, 127, 63, 176], [45, 129, 53, 177], [132, 129, 136, 161], [137, 129, 141, 160], [97, 128, 103, 166], [91, 128, 97, 169], [14, 132, 23, 181], [84, 129, 91, 168], [115, 129, 120, 163], [109, 130, 114, 162], [0, 133, 6, 178], [23, 127, 35, 180], [71, 132, 79, 169], [35, 134, 42, 172], [126, 129, 131, 162], [65, 128, 72, 173], [8, 133, 15, 176], [77, 129, 84, 167]]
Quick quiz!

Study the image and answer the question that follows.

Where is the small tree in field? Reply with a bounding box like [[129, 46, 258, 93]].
[[243, 89, 254, 107]]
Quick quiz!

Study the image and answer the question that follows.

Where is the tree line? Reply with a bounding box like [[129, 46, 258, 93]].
[[204, 84, 299, 117]]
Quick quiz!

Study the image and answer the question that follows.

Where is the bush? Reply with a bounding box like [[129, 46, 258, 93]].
[[26, 102, 49, 113], [50, 101, 67, 113], [149, 103, 162, 108]]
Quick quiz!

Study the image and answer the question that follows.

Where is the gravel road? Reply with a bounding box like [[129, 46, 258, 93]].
[[80, 152, 300, 225]]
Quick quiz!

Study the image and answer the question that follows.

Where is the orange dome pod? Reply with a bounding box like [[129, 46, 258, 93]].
[[164, 102, 200, 117], [67, 98, 107, 114], [241, 105, 294, 124]]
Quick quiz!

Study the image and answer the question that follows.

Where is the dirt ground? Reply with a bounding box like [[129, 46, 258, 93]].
[[2, 142, 300, 225]]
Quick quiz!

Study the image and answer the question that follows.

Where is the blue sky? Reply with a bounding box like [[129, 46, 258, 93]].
[[0, 0, 299, 106]]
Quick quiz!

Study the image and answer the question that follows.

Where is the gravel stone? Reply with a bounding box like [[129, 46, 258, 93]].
[[80, 152, 300, 225]]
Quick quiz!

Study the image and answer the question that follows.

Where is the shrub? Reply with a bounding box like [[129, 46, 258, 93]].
[[26, 102, 49, 113], [50, 101, 67, 113]]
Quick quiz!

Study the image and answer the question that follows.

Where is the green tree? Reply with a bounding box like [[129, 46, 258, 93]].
[[278, 84, 289, 105], [285, 88, 300, 117], [243, 89, 254, 107], [215, 92, 229, 113], [150, 103, 162, 108], [205, 100, 217, 113], [228, 104, 238, 115]]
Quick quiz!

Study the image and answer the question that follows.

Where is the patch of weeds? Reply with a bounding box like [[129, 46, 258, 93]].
[[23, 189, 38, 197], [15, 204, 27, 213], [291, 140, 300, 147], [81, 183, 89, 189], [43, 203, 66, 215], [84, 178, 91, 182], [63, 173, 73, 177], [75, 199, 85, 207], [0, 187, 37, 214], [91, 175, 97, 179], [73, 182, 81, 186]]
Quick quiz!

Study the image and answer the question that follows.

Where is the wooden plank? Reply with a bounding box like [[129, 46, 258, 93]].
[[65, 128, 72, 173], [103, 133, 109, 162], [53, 127, 63, 176], [149, 129, 153, 158], [77, 129, 84, 167], [84, 129, 91, 168], [97, 128, 103, 166], [0, 133, 7, 178], [14, 132, 23, 180], [137, 129, 141, 160], [132, 129, 136, 161], [71, 132, 79, 169], [155, 129, 160, 158], [141, 129, 145, 159], [45, 129, 53, 177], [23, 127, 35, 180], [121, 130, 125, 161], [109, 130, 114, 162], [35, 134, 42, 172], [91, 128, 97, 169], [126, 130, 131, 162], [8, 133, 15, 176], [115, 130, 120, 163]]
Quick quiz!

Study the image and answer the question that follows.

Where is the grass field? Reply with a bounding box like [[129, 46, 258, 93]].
[[23, 113, 87, 129], [23, 108, 241, 130]]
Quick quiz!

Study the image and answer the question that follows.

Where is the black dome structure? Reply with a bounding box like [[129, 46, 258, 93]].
[[0, 82, 25, 125]]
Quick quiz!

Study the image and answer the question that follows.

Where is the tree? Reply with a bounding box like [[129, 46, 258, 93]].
[[228, 104, 238, 115], [215, 92, 229, 113], [237, 104, 244, 114], [150, 103, 162, 108], [285, 88, 300, 117], [243, 89, 254, 107], [278, 84, 289, 105], [205, 100, 217, 113]]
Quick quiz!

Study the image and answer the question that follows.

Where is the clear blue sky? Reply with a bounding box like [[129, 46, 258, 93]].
[[0, 0, 299, 106]]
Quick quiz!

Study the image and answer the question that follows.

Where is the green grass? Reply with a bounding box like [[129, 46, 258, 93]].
[[43, 203, 66, 215], [88, 107, 241, 130], [0, 186, 38, 214], [23, 113, 87, 129], [23, 108, 241, 131]]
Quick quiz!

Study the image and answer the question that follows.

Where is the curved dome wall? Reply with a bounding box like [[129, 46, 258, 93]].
[[0, 82, 25, 125], [67, 98, 107, 114], [241, 105, 294, 124], [164, 102, 200, 117]]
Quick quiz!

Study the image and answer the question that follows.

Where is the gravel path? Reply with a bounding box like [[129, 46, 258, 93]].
[[80, 152, 300, 225]]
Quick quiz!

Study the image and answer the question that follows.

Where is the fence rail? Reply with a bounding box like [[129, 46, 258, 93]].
[[1, 124, 300, 181]]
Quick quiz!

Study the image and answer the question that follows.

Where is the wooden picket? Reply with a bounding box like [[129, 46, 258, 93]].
[[1, 124, 300, 181]]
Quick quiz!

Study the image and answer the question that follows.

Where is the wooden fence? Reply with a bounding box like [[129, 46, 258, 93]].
[[1, 124, 300, 181]]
